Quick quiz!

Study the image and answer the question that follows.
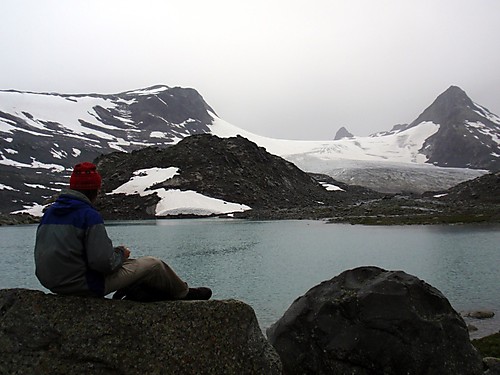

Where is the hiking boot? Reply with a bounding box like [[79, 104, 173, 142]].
[[184, 287, 212, 300], [112, 284, 172, 302], [112, 288, 128, 300]]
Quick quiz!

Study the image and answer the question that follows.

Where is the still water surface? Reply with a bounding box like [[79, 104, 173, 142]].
[[1, 219, 499, 337]]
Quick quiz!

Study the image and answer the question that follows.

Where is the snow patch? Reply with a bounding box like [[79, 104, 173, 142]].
[[112, 114, 135, 124], [433, 193, 448, 198], [178, 118, 197, 126], [125, 86, 169, 96], [11, 202, 46, 217], [0, 118, 18, 134], [154, 189, 251, 216], [0, 155, 65, 172], [150, 131, 168, 139], [466, 121, 500, 145], [0, 183, 18, 191], [51, 148, 67, 159], [109, 167, 251, 216], [24, 183, 59, 191], [473, 103, 500, 125], [111, 167, 180, 195], [320, 182, 345, 191]]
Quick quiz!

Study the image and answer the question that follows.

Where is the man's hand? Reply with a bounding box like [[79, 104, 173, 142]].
[[123, 247, 131, 259], [116, 245, 131, 259]]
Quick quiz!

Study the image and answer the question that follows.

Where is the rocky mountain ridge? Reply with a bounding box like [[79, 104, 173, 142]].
[[1, 84, 499, 214]]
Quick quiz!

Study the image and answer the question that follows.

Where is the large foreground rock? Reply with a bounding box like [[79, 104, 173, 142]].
[[267, 266, 484, 375], [0, 289, 281, 374]]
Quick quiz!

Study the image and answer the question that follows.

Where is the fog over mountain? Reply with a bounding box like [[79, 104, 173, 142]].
[[0, 85, 498, 214]]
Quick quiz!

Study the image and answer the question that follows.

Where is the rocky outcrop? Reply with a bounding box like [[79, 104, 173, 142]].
[[0, 213, 39, 226], [267, 266, 484, 375], [0, 289, 281, 375], [94, 134, 341, 219], [441, 171, 500, 204]]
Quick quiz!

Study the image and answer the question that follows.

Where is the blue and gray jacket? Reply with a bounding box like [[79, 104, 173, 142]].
[[34, 189, 124, 297]]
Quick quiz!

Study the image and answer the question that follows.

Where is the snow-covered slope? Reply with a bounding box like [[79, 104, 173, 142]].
[[210, 115, 439, 163], [208, 85, 499, 192], [209, 115, 485, 193], [0, 86, 213, 162]]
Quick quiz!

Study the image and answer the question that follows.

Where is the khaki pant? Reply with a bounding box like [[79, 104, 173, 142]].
[[105, 256, 189, 299]]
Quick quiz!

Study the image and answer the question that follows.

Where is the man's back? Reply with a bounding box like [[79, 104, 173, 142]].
[[34, 189, 120, 296]]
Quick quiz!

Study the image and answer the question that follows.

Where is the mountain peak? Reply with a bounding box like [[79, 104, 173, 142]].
[[410, 86, 476, 127], [334, 126, 354, 140], [438, 85, 473, 105], [442, 85, 467, 95], [411, 85, 500, 170]]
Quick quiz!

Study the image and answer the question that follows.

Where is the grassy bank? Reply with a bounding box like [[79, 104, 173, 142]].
[[472, 332, 500, 358]]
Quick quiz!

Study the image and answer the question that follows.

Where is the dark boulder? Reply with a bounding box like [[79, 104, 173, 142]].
[[0, 289, 281, 374], [267, 266, 483, 375], [484, 357, 500, 375]]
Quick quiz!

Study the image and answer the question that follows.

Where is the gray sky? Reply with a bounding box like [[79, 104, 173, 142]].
[[1, 0, 499, 140]]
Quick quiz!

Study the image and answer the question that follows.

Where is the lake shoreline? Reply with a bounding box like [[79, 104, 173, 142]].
[[232, 192, 500, 224], [2, 207, 500, 227]]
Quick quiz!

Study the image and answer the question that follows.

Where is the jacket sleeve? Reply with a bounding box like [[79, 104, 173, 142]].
[[84, 217, 124, 275]]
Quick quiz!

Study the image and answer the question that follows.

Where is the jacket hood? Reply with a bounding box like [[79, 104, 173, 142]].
[[50, 190, 93, 216]]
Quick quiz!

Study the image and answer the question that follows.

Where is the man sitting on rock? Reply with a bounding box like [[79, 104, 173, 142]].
[[34, 162, 211, 301]]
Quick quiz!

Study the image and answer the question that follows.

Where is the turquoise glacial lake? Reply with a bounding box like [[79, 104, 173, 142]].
[[1, 219, 499, 338]]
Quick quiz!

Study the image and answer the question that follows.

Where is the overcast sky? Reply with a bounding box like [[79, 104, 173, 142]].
[[1, 0, 499, 140]]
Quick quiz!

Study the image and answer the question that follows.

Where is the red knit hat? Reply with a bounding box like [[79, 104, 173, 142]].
[[69, 162, 102, 190]]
